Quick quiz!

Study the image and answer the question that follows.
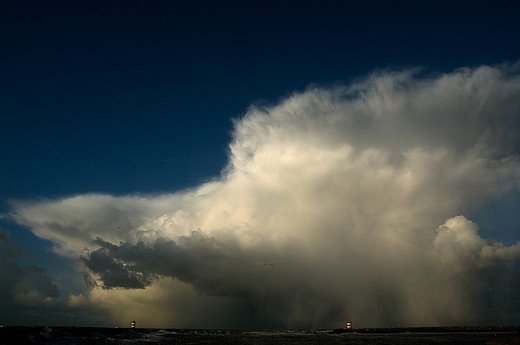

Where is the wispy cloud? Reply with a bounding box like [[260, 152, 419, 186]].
[[9, 64, 520, 328]]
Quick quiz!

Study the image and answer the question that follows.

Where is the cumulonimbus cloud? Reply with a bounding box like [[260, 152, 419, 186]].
[[9, 64, 520, 328]]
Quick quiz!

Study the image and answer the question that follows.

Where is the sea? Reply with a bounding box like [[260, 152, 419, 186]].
[[1, 327, 519, 345]]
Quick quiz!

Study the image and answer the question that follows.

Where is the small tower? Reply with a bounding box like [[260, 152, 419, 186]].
[[345, 320, 353, 331], [131, 320, 136, 329]]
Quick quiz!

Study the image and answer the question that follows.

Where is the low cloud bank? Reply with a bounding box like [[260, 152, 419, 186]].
[[0, 230, 60, 324], [10, 64, 520, 328]]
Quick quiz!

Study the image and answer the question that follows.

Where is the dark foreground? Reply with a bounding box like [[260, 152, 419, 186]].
[[1, 326, 519, 345]]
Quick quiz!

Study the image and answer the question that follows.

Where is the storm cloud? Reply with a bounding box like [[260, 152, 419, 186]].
[[10, 64, 520, 328]]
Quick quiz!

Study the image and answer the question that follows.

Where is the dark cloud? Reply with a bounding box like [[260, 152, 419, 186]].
[[0, 229, 60, 325], [84, 233, 281, 295], [81, 232, 348, 328]]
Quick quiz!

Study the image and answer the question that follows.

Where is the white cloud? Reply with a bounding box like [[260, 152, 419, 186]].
[[9, 63, 520, 328], [434, 215, 520, 271]]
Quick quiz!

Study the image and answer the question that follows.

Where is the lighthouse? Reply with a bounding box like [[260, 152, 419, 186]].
[[345, 320, 353, 331], [131, 320, 136, 329]]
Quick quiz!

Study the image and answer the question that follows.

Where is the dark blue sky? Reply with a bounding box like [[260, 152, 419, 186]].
[[2, 0, 519, 201]]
